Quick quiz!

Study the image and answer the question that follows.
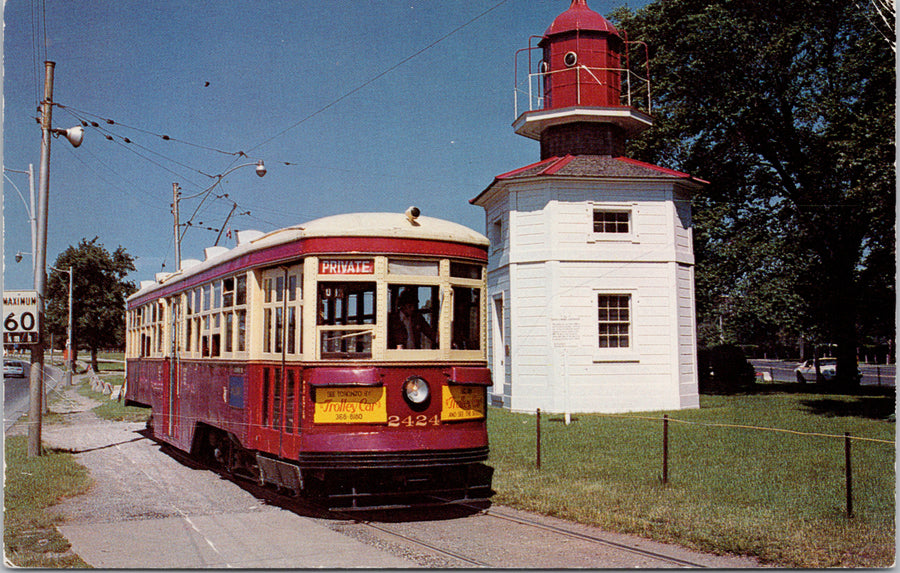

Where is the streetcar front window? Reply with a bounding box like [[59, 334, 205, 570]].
[[318, 282, 375, 358], [387, 285, 439, 350]]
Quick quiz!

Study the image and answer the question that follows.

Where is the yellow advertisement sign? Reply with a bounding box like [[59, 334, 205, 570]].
[[441, 386, 485, 421], [314, 387, 387, 424]]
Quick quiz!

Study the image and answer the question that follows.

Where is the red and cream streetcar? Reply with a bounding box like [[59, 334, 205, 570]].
[[124, 208, 492, 508]]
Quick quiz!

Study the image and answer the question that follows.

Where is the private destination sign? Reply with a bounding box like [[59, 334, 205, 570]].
[[319, 259, 374, 275]]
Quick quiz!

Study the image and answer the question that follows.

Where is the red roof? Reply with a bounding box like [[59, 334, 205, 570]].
[[544, 0, 619, 37], [470, 155, 708, 205]]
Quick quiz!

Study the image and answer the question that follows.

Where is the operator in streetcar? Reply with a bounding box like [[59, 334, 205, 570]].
[[388, 287, 436, 349]]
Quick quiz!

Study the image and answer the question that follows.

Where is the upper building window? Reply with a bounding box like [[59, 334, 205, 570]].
[[593, 209, 630, 234]]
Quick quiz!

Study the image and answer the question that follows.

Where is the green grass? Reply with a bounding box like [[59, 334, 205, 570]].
[[4, 436, 92, 568], [77, 376, 150, 423], [487, 392, 895, 568]]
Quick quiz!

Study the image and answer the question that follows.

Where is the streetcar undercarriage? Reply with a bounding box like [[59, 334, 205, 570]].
[[191, 422, 493, 511]]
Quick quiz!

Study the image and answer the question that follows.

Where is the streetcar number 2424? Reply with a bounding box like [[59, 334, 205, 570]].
[[387, 414, 440, 427]]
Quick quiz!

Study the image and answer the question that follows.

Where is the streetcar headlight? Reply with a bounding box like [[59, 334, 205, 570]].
[[403, 376, 430, 405]]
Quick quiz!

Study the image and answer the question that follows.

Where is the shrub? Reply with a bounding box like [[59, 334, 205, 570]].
[[698, 344, 756, 394]]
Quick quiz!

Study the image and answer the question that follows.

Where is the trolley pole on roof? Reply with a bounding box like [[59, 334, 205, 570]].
[[170, 160, 265, 271], [172, 183, 181, 271]]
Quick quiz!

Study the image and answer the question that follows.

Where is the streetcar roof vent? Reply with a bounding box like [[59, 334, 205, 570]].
[[236, 229, 265, 245], [204, 246, 229, 261], [155, 272, 173, 283], [180, 258, 202, 271]]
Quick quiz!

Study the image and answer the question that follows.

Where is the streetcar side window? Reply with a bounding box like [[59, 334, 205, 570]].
[[211, 314, 221, 357], [452, 286, 481, 350], [225, 312, 234, 353], [212, 281, 222, 310], [225, 272, 249, 358], [450, 262, 482, 280], [236, 275, 247, 305], [387, 285, 439, 350], [236, 309, 246, 352], [223, 277, 234, 307]]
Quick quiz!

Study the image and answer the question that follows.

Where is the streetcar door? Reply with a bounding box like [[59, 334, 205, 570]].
[[166, 296, 179, 438], [260, 266, 303, 459], [279, 267, 303, 458]]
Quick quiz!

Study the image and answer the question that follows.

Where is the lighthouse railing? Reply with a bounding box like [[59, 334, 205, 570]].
[[515, 66, 651, 118]]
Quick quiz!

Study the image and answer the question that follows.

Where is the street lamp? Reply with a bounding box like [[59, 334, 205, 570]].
[[49, 266, 74, 386], [171, 159, 266, 270], [3, 165, 36, 272], [27, 61, 84, 457]]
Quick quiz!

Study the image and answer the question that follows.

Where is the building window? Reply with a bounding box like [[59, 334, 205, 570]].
[[490, 217, 503, 250], [598, 294, 630, 348], [593, 209, 630, 234]]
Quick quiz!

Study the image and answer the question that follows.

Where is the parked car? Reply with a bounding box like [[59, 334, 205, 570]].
[[3, 359, 26, 378], [795, 358, 837, 383]]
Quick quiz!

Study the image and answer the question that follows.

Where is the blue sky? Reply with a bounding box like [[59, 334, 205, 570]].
[[3, 0, 648, 290]]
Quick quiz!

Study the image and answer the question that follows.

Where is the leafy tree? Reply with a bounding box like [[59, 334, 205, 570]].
[[46, 238, 137, 371], [611, 0, 895, 388]]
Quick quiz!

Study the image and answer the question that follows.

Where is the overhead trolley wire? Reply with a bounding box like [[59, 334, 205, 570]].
[[57, 104, 246, 159], [245, 0, 511, 155]]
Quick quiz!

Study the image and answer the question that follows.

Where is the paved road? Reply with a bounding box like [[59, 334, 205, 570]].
[[4, 361, 66, 432], [750, 359, 895, 387], [13, 383, 759, 569]]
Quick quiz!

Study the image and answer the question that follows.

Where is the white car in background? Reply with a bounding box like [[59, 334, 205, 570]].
[[795, 358, 837, 383], [3, 359, 26, 378]]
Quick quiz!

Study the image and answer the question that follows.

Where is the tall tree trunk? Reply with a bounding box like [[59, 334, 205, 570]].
[[828, 258, 861, 390]]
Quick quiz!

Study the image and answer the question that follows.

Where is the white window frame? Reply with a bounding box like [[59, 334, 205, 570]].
[[589, 203, 638, 243], [592, 290, 639, 363]]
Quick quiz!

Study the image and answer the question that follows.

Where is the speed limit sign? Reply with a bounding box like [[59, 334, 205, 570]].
[[3, 290, 38, 345]]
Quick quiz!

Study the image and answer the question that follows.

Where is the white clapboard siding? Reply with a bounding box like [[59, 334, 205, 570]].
[[482, 171, 700, 414]]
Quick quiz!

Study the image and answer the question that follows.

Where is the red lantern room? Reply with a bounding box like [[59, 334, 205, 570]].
[[513, 0, 653, 158], [540, 0, 622, 108]]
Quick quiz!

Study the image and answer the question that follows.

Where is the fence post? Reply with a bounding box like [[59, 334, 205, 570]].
[[845, 432, 853, 518], [536, 408, 542, 470], [662, 414, 669, 484]]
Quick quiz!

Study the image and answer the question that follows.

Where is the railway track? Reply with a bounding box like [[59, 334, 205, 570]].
[[319, 497, 710, 568], [473, 505, 707, 568], [179, 451, 715, 568]]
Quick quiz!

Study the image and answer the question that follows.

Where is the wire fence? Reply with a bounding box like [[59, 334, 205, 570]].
[[529, 407, 895, 519]]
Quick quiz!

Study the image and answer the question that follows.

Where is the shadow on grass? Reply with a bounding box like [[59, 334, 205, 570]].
[[705, 383, 896, 421], [799, 396, 896, 420]]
